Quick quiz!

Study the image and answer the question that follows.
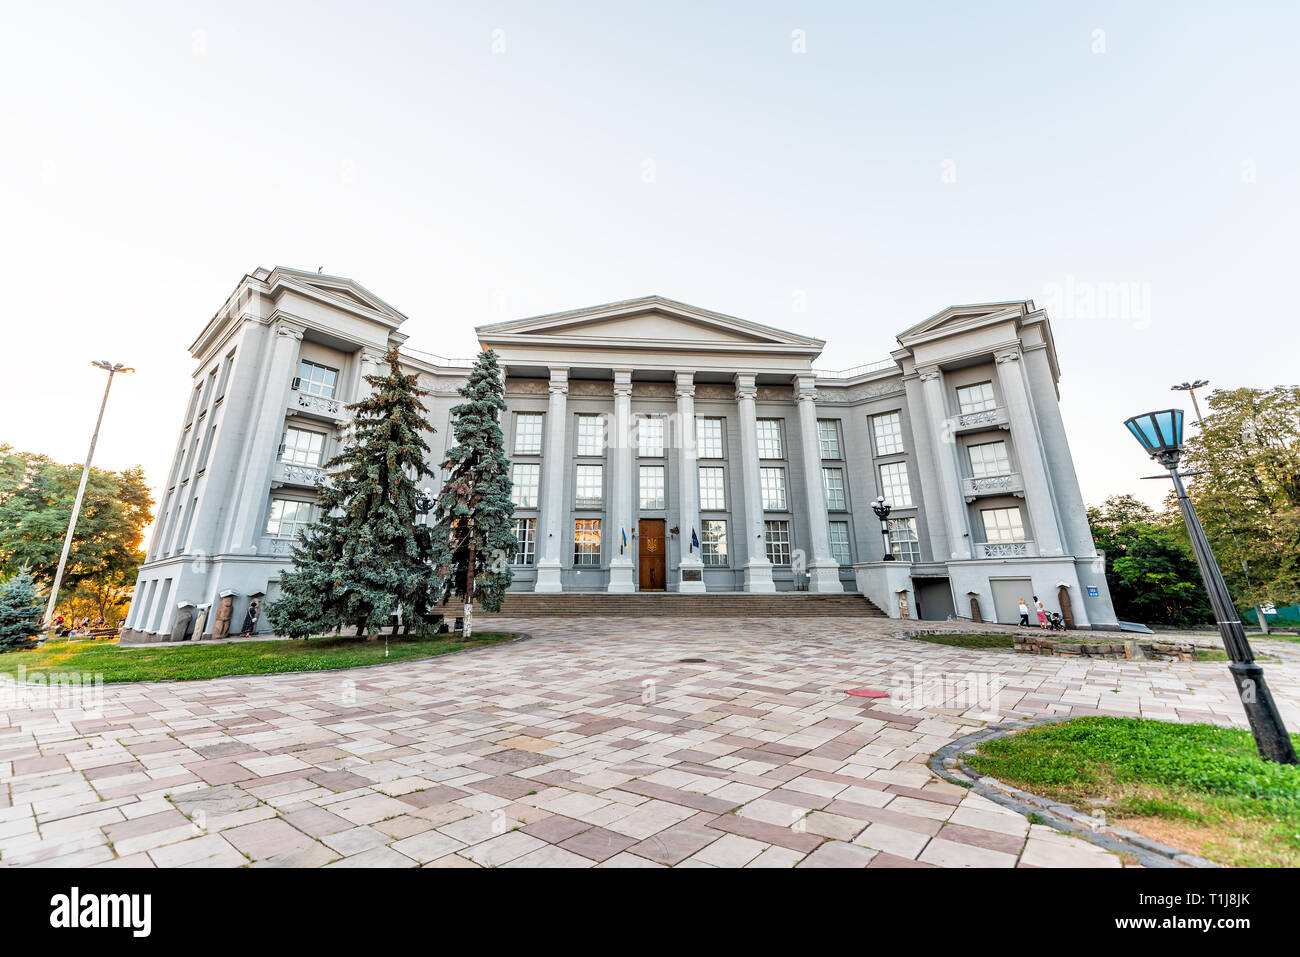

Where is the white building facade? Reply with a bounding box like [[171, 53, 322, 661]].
[[120, 266, 1117, 642]]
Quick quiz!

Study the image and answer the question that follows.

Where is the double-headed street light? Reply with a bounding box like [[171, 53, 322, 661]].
[[43, 361, 134, 629], [1171, 379, 1209, 426], [871, 496, 894, 561], [1124, 408, 1297, 764]]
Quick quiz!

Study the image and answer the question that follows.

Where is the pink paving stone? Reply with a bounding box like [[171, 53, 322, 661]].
[[222, 818, 318, 860]]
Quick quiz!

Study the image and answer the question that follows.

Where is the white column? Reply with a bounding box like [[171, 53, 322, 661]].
[[675, 372, 705, 593], [795, 375, 844, 592], [734, 373, 775, 592], [534, 368, 568, 592], [917, 365, 973, 560], [607, 369, 635, 592], [995, 349, 1065, 557], [228, 320, 303, 553]]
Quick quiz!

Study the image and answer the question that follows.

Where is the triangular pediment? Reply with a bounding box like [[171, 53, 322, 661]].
[[477, 296, 824, 351], [268, 266, 409, 327], [896, 300, 1031, 346]]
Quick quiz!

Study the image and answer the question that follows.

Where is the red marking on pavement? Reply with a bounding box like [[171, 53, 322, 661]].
[[846, 688, 889, 698]]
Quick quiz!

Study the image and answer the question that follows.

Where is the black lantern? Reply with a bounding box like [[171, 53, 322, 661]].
[[871, 495, 894, 561], [1124, 409, 1296, 764]]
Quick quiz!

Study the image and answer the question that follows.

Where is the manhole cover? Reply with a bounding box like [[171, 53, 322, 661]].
[[846, 688, 888, 698], [679, 658, 707, 664]]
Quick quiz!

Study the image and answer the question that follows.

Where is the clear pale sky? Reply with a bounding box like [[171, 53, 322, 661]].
[[2, 2, 1296, 531]]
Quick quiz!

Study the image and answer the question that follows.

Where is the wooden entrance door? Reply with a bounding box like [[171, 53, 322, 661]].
[[638, 519, 666, 591]]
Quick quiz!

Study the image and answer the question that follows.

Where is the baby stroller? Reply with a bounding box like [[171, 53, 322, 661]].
[[1047, 611, 1067, 631]]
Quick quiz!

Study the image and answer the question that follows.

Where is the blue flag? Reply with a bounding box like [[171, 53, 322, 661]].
[[621, 528, 627, 553], [690, 528, 699, 551]]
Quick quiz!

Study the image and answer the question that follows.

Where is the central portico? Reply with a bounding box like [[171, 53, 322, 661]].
[[477, 295, 845, 594]]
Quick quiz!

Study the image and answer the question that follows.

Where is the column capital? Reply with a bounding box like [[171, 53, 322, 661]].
[[276, 320, 305, 342], [548, 368, 569, 395], [613, 368, 633, 396], [734, 372, 758, 400], [916, 364, 942, 382], [794, 374, 818, 402], [674, 371, 696, 397], [994, 348, 1021, 364]]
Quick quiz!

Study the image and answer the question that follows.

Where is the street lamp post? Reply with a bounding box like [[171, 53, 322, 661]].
[[871, 496, 894, 561], [1124, 409, 1297, 764], [43, 361, 134, 631], [1171, 379, 1209, 426]]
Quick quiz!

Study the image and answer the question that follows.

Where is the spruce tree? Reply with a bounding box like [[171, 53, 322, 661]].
[[0, 571, 44, 652], [429, 349, 515, 636], [267, 347, 437, 640]]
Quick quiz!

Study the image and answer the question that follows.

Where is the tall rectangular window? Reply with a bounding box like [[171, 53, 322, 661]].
[[818, 419, 841, 459], [829, 521, 851, 566], [574, 519, 601, 566], [216, 349, 236, 400], [637, 417, 664, 457], [968, 440, 1011, 478], [514, 413, 543, 455], [759, 467, 787, 510], [888, 517, 921, 562], [872, 412, 904, 455], [512, 463, 540, 508], [266, 499, 313, 539], [297, 360, 338, 398], [511, 518, 536, 565], [576, 414, 605, 456], [878, 462, 913, 507], [282, 427, 325, 466], [696, 417, 724, 458], [639, 465, 665, 509], [197, 422, 218, 473], [822, 467, 846, 510], [756, 419, 782, 458], [982, 507, 1026, 543], [698, 466, 726, 510], [575, 465, 603, 507], [956, 381, 997, 414], [764, 520, 791, 565], [701, 519, 728, 566]]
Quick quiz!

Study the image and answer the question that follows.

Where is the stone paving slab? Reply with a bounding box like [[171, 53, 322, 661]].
[[3, 616, 1295, 868]]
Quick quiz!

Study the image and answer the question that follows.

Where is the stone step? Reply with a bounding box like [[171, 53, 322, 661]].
[[476, 592, 886, 617]]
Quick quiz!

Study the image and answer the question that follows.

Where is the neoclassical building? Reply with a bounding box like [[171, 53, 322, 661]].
[[120, 266, 1117, 641]]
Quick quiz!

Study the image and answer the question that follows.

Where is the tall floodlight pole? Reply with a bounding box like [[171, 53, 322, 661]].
[[1125, 409, 1296, 764], [42, 361, 134, 628], [1171, 379, 1209, 426]]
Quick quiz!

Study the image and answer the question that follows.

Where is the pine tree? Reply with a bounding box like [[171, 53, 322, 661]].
[[266, 347, 437, 640], [0, 570, 44, 652], [429, 349, 515, 635]]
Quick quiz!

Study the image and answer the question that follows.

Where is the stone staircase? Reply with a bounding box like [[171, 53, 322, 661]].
[[478, 591, 887, 618]]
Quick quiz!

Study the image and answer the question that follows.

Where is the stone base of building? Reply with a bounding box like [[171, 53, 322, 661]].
[[677, 559, 706, 593], [606, 563, 635, 593], [806, 560, 845, 593], [534, 563, 564, 593]]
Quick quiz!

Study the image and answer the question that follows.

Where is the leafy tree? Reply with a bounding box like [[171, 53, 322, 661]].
[[266, 348, 438, 640], [0, 444, 151, 607], [1181, 386, 1300, 613], [1087, 495, 1213, 627], [428, 350, 515, 635], [0, 571, 44, 652]]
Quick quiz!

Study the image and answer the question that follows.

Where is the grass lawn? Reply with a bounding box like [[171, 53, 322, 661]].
[[965, 716, 1300, 867], [0, 632, 517, 683], [911, 632, 1014, 650]]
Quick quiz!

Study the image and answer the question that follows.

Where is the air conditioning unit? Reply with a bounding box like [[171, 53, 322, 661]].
[[291, 377, 301, 390]]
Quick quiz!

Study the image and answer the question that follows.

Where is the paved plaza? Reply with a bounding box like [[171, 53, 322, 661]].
[[2, 618, 1297, 868]]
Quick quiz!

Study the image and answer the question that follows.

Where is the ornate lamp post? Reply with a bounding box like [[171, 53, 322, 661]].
[[1124, 409, 1297, 764], [43, 360, 133, 629], [871, 496, 894, 561]]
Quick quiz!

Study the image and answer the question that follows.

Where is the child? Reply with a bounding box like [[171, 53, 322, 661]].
[[1018, 598, 1030, 626]]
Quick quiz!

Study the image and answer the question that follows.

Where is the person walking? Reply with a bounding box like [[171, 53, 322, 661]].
[[1018, 598, 1030, 626], [1034, 595, 1048, 629]]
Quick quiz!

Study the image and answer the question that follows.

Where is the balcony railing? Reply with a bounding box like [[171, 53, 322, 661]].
[[812, 358, 897, 379], [975, 540, 1037, 559], [953, 407, 1009, 432], [259, 536, 297, 557], [962, 471, 1024, 501], [271, 461, 325, 489], [289, 390, 347, 423]]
